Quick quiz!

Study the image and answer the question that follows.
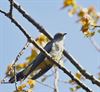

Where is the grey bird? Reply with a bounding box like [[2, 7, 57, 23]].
[[9, 32, 66, 83]]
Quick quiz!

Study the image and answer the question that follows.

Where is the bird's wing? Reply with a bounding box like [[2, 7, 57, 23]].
[[9, 41, 53, 83]]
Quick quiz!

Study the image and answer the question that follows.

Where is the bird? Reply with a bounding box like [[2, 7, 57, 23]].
[[9, 32, 66, 83]]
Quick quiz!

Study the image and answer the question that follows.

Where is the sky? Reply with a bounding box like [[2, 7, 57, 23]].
[[0, 0, 100, 92]]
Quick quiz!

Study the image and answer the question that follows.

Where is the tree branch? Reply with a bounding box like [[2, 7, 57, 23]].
[[8, 0, 13, 17], [36, 80, 54, 90], [13, 64, 18, 91], [54, 67, 59, 92], [13, 0, 52, 40], [0, 9, 92, 92], [89, 37, 100, 52], [11, 0, 100, 87], [12, 41, 30, 65]]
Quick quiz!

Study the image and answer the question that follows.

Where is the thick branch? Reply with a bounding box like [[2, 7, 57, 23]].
[[63, 50, 100, 86], [13, 0, 52, 40], [12, 1, 100, 87], [0, 10, 92, 92]]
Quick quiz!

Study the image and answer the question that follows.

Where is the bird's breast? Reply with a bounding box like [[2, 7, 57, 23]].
[[50, 41, 64, 61]]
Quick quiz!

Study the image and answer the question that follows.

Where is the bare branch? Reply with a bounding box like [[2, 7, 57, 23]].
[[89, 38, 100, 52], [13, 64, 18, 91], [12, 1, 100, 88], [8, 0, 13, 17], [0, 9, 7, 15], [12, 42, 30, 91], [63, 50, 100, 86], [0, 76, 8, 84], [54, 67, 59, 92], [12, 42, 30, 65], [94, 25, 100, 28], [36, 80, 54, 90], [12, 0, 53, 40], [0, 9, 92, 92], [91, 25, 100, 30]]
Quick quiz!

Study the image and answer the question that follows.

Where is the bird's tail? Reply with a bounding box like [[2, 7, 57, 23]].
[[32, 65, 52, 80], [9, 63, 34, 83], [9, 70, 26, 83], [9, 64, 52, 83]]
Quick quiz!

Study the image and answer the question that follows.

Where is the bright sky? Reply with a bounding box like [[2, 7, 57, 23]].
[[0, 0, 100, 92]]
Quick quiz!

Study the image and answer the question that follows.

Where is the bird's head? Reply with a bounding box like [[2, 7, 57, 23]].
[[53, 32, 67, 41]]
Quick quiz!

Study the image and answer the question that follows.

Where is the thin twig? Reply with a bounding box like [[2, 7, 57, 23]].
[[8, 0, 13, 17], [0, 81, 10, 84], [0, 76, 7, 84], [94, 25, 100, 28], [0, 9, 6, 14], [41, 72, 54, 81], [36, 80, 54, 90], [12, 41, 30, 65], [13, 64, 18, 91], [54, 67, 59, 92], [0, 9, 92, 92], [89, 37, 100, 52], [12, 41, 29, 91], [12, 1, 100, 88], [91, 25, 100, 30], [58, 79, 68, 84]]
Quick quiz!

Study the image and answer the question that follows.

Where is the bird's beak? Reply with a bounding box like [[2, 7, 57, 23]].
[[63, 33, 67, 36]]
